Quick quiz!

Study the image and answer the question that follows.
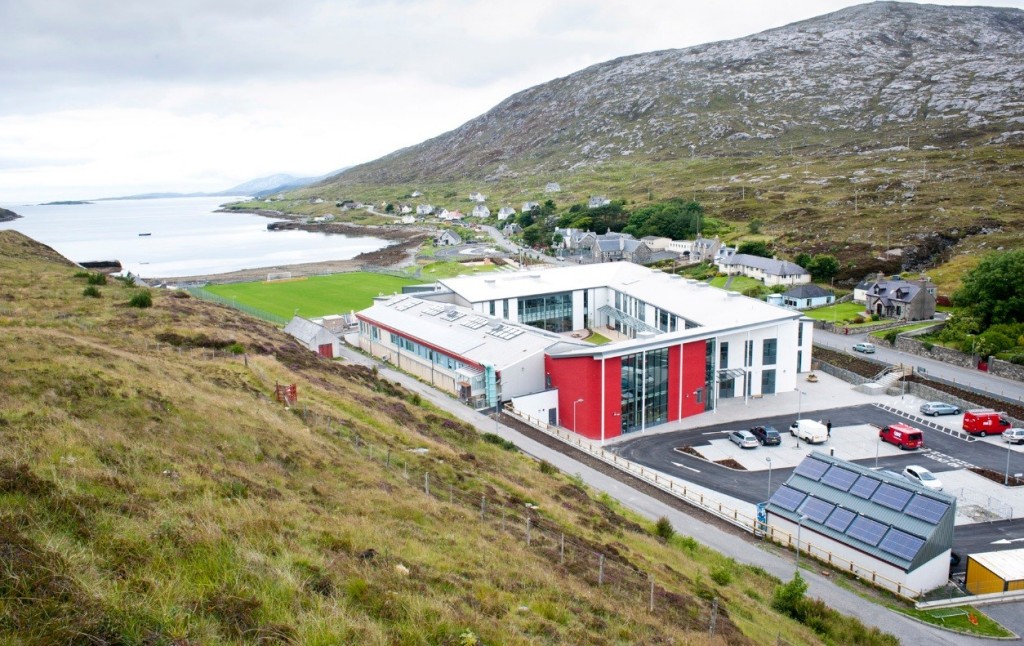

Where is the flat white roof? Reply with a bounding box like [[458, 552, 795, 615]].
[[970, 548, 1024, 581], [358, 295, 587, 368], [438, 262, 800, 331]]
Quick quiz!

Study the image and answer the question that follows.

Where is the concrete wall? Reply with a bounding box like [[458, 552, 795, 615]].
[[359, 337, 458, 396]]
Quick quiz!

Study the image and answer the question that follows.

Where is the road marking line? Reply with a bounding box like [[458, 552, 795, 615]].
[[672, 461, 700, 473]]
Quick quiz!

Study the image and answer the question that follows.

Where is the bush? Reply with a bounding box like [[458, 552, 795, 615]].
[[128, 290, 152, 308], [480, 433, 516, 451], [870, 313, 880, 322], [538, 459, 557, 475], [82, 286, 101, 298], [226, 342, 245, 355], [772, 572, 808, 617], [922, 341, 934, 351], [883, 330, 898, 344], [710, 566, 733, 586], [654, 516, 675, 541], [86, 272, 107, 285]]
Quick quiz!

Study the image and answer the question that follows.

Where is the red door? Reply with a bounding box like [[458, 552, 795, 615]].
[[318, 343, 333, 358]]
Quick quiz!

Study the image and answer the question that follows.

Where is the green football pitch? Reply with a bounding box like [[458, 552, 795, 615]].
[[201, 272, 420, 319]]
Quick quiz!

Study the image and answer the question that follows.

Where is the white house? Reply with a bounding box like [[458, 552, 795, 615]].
[[640, 236, 671, 251], [416, 204, 435, 215], [411, 190, 423, 198], [470, 192, 487, 203], [717, 254, 811, 287], [781, 284, 835, 310], [502, 223, 523, 236], [497, 206, 516, 221], [400, 215, 416, 224], [284, 317, 342, 359], [588, 196, 611, 208], [471, 205, 491, 218], [522, 201, 540, 212], [436, 230, 463, 246]]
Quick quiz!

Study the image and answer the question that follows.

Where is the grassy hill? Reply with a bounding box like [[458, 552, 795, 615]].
[[0, 230, 900, 644]]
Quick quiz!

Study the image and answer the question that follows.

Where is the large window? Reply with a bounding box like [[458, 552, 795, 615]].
[[519, 291, 574, 333], [763, 339, 777, 365], [620, 347, 669, 433], [762, 369, 776, 395], [719, 342, 729, 368]]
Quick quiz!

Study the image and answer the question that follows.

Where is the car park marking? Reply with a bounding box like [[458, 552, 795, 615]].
[[672, 461, 700, 473], [992, 538, 1024, 545], [921, 448, 975, 470]]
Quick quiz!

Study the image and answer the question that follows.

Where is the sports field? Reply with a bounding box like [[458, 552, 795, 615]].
[[202, 272, 420, 319]]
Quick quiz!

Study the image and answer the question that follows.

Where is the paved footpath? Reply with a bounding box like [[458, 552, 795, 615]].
[[338, 344, 1007, 644]]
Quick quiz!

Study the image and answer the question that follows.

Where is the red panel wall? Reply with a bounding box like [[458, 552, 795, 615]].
[[545, 355, 622, 440], [681, 340, 707, 418]]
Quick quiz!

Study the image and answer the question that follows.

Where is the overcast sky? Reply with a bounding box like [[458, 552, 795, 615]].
[[2, 0, 1022, 203]]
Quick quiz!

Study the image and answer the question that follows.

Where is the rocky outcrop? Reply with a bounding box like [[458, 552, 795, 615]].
[[0, 207, 21, 222]]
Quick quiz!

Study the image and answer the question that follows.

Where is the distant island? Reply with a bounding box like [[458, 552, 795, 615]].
[[0, 207, 21, 222], [41, 200, 92, 205]]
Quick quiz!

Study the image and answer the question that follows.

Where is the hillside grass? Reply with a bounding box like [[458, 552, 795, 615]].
[[276, 145, 1024, 295], [201, 272, 419, 319], [0, 229, 904, 644]]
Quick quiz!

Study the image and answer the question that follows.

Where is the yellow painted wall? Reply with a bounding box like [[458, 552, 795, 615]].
[[966, 558, 1004, 595]]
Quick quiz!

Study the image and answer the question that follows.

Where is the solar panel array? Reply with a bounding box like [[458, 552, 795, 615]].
[[825, 507, 856, 532], [421, 304, 445, 316], [794, 458, 829, 481], [487, 325, 525, 340], [460, 316, 489, 330], [847, 515, 888, 546], [879, 529, 925, 561], [769, 485, 806, 512], [904, 494, 950, 525], [392, 298, 416, 312], [820, 466, 858, 492], [798, 497, 835, 524], [872, 483, 914, 512], [442, 310, 466, 321], [849, 475, 880, 499]]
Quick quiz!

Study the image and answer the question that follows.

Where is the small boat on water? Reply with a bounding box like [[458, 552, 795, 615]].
[[138, 233, 151, 236]]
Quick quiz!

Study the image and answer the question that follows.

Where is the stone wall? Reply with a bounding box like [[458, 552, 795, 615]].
[[893, 336, 978, 369], [816, 361, 872, 386], [989, 358, 1024, 383]]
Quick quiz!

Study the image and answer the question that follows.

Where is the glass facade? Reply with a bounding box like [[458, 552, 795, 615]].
[[620, 347, 669, 433], [704, 339, 716, 411], [519, 292, 574, 333], [762, 369, 776, 395], [389, 332, 463, 371], [763, 339, 777, 365]]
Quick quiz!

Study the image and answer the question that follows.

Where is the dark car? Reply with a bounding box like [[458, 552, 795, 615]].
[[750, 425, 781, 446]]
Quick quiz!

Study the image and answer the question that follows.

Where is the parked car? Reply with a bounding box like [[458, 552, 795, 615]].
[[963, 409, 1012, 437], [878, 423, 924, 450], [1003, 428, 1024, 445], [728, 430, 759, 449], [902, 465, 943, 491], [920, 402, 962, 416], [750, 425, 781, 446], [852, 342, 876, 354]]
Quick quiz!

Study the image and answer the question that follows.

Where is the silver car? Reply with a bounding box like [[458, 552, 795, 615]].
[[920, 402, 962, 416], [728, 430, 759, 449], [1003, 428, 1024, 445]]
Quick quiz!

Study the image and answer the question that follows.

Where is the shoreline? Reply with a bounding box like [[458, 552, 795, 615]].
[[150, 209, 432, 285]]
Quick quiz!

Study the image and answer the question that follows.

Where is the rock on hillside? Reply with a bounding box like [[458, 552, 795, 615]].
[[326, 1, 1024, 186]]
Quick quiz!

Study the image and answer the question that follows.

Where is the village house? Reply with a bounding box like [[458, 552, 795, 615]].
[[579, 232, 652, 265], [545, 182, 561, 193], [471, 205, 491, 218], [497, 206, 516, 221], [416, 204, 435, 216], [502, 222, 523, 236], [469, 191, 487, 203], [863, 278, 937, 321], [522, 201, 540, 213], [435, 230, 463, 246], [284, 317, 342, 359], [781, 284, 835, 310], [587, 196, 611, 209], [717, 254, 811, 287]]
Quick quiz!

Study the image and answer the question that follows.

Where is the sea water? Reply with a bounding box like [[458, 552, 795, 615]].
[[0, 196, 390, 279]]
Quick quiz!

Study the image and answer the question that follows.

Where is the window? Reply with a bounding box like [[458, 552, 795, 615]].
[[798, 323, 804, 346], [744, 340, 753, 367], [503, 300, 509, 319], [519, 292, 573, 333], [761, 369, 776, 395], [762, 339, 777, 365], [719, 342, 729, 368], [489, 301, 496, 316]]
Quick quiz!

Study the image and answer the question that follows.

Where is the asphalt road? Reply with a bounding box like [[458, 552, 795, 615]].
[[816, 327, 1024, 404], [610, 403, 1024, 563]]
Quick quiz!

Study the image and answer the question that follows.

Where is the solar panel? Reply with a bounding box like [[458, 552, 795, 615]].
[[460, 316, 489, 330], [794, 458, 829, 481], [879, 529, 925, 561], [820, 466, 858, 492], [849, 475, 880, 499], [421, 304, 444, 316], [847, 516, 888, 546], [442, 310, 465, 321], [798, 497, 835, 523], [769, 486, 806, 512], [391, 298, 416, 312], [871, 483, 914, 511], [825, 507, 856, 532], [904, 495, 950, 525], [487, 325, 524, 340]]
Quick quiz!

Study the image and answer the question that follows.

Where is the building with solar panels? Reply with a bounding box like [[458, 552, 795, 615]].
[[766, 452, 956, 596]]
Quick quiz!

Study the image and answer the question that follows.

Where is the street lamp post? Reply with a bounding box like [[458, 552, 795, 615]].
[[795, 515, 809, 573], [1006, 441, 1013, 487], [875, 438, 880, 468], [766, 457, 773, 500], [572, 398, 584, 432]]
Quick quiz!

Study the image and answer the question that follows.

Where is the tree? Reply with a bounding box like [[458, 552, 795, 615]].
[[521, 223, 545, 248], [808, 254, 840, 281], [794, 253, 812, 270], [738, 241, 772, 258], [953, 249, 1024, 328], [748, 218, 763, 234]]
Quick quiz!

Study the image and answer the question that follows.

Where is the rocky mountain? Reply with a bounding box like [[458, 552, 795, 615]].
[[324, 2, 1024, 187]]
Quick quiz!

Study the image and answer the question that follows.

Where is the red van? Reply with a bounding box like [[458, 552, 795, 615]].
[[879, 423, 924, 450], [963, 409, 1011, 437]]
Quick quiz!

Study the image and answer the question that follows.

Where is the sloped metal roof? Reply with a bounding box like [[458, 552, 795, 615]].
[[767, 451, 956, 572]]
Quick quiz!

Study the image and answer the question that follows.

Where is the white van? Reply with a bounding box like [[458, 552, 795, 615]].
[[789, 419, 828, 444]]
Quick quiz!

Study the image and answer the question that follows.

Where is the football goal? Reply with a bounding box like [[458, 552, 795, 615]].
[[266, 271, 293, 282]]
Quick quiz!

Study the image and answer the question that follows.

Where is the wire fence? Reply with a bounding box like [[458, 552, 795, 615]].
[[186, 288, 289, 325]]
